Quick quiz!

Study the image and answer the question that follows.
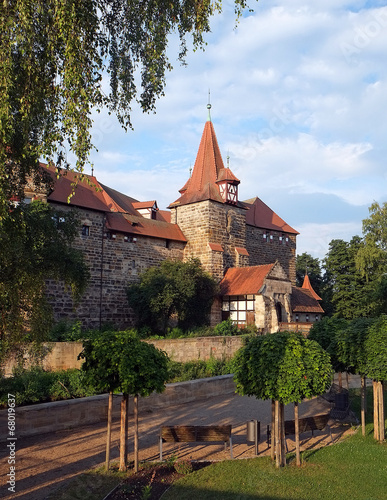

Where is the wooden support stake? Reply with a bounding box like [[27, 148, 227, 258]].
[[373, 380, 379, 441], [378, 381, 385, 442], [119, 393, 129, 471], [295, 402, 300, 466], [280, 403, 286, 467], [271, 400, 275, 461], [105, 391, 113, 471], [134, 394, 139, 472], [361, 377, 366, 437], [275, 400, 280, 468]]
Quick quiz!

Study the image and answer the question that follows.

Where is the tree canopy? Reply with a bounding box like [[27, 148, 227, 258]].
[[322, 237, 374, 319], [0, 0, 250, 217], [0, 201, 89, 369], [127, 258, 218, 334], [233, 331, 333, 405], [79, 329, 170, 396]]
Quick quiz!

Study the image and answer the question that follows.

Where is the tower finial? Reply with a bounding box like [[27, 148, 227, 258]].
[[207, 89, 211, 121]]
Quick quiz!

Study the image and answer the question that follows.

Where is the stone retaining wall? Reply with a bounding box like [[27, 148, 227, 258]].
[[4, 337, 245, 376], [0, 375, 235, 441]]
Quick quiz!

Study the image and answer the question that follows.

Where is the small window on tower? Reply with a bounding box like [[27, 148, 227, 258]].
[[82, 225, 90, 236]]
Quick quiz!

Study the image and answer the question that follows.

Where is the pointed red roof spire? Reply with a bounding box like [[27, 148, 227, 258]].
[[302, 274, 322, 301], [169, 107, 240, 207]]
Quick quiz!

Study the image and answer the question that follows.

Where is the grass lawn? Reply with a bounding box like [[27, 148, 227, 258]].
[[163, 425, 386, 499]]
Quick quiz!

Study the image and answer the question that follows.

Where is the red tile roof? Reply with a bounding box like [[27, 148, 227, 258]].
[[235, 247, 249, 256], [208, 242, 224, 252], [220, 264, 275, 296], [105, 213, 186, 242], [291, 287, 324, 313], [169, 120, 241, 208], [244, 197, 299, 235], [302, 274, 322, 300], [42, 165, 185, 242]]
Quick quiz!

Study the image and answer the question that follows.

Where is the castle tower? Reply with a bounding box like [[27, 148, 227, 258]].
[[169, 107, 249, 282]]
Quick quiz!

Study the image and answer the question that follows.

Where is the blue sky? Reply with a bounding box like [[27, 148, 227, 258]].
[[80, 0, 387, 261]]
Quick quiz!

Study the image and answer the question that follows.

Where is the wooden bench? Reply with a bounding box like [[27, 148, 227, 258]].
[[159, 425, 233, 460], [266, 413, 333, 450]]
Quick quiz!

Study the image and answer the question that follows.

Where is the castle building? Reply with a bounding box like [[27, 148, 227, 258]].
[[33, 109, 323, 332]]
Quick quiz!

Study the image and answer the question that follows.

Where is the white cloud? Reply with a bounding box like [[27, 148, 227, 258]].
[[297, 221, 363, 260]]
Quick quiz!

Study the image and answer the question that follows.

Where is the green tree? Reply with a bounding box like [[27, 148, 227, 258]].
[[79, 330, 169, 471], [127, 258, 218, 334], [0, 0, 250, 218], [296, 252, 323, 292], [323, 237, 374, 319], [0, 201, 89, 371], [336, 317, 375, 435], [364, 315, 387, 442], [233, 332, 333, 467], [357, 202, 387, 315], [308, 316, 349, 374]]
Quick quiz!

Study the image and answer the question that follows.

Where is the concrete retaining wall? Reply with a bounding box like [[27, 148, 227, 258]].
[[0, 375, 236, 441], [4, 337, 245, 376]]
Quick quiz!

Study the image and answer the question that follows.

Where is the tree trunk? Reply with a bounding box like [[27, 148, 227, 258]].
[[361, 377, 366, 437], [119, 393, 129, 471], [271, 400, 275, 461], [280, 402, 286, 467], [338, 372, 342, 389], [373, 380, 379, 441], [295, 402, 300, 466], [134, 394, 139, 472], [378, 381, 385, 442], [346, 372, 349, 390], [275, 400, 280, 468], [105, 391, 113, 471]]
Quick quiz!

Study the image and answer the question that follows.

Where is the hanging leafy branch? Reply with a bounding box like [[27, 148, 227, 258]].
[[0, 0, 252, 218], [0, 201, 89, 370]]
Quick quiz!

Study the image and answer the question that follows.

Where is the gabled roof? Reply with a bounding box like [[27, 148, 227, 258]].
[[220, 264, 276, 296], [169, 119, 241, 208], [243, 197, 299, 234], [42, 165, 185, 242], [105, 213, 186, 242], [302, 274, 322, 300], [291, 287, 324, 313]]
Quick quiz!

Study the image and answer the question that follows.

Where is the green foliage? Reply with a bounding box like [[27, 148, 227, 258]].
[[0, 201, 89, 369], [174, 459, 193, 475], [213, 319, 240, 336], [323, 237, 375, 319], [336, 317, 376, 376], [296, 252, 323, 292], [233, 331, 333, 404], [0, 367, 96, 407], [167, 358, 233, 383], [79, 330, 170, 396], [308, 316, 349, 372], [127, 259, 218, 334], [365, 315, 387, 381], [0, 0, 250, 219]]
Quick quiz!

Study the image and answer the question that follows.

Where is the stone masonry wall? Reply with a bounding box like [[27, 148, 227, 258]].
[[46, 204, 185, 329], [4, 337, 244, 376], [246, 225, 297, 285], [170, 201, 248, 282]]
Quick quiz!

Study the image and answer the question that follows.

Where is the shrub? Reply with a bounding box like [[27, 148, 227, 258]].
[[213, 319, 240, 336]]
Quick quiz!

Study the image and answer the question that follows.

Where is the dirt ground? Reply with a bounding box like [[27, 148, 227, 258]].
[[0, 382, 358, 500]]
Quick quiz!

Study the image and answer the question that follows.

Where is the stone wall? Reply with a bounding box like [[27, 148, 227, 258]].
[[0, 375, 236, 440], [46, 204, 185, 329], [170, 201, 248, 282], [246, 225, 297, 285], [4, 337, 245, 376]]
